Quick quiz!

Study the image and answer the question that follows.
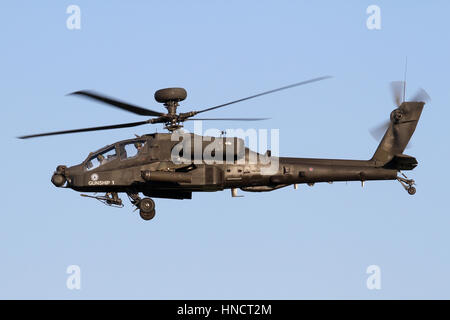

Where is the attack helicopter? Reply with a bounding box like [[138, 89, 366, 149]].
[[18, 77, 429, 221]]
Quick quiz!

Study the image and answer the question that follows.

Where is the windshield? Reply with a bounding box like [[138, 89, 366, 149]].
[[85, 147, 117, 170]]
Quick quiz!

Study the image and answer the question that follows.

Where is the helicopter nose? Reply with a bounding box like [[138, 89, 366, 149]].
[[51, 165, 67, 187]]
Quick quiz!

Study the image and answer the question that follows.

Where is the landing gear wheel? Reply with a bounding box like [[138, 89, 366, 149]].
[[139, 209, 155, 221], [139, 198, 156, 220], [407, 186, 416, 195], [140, 197, 155, 212]]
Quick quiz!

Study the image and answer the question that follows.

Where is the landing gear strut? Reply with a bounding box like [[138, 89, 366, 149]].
[[127, 192, 156, 220], [397, 172, 416, 195]]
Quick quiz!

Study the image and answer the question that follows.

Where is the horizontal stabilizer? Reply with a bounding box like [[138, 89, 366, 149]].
[[383, 154, 418, 171]]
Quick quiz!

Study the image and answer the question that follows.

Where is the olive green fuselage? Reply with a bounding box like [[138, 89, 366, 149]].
[[57, 133, 398, 200]]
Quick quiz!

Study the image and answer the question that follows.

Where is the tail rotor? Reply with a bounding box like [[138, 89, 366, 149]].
[[370, 81, 430, 143]]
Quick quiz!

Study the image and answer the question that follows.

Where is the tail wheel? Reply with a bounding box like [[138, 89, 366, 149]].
[[407, 187, 416, 195], [139, 198, 156, 220]]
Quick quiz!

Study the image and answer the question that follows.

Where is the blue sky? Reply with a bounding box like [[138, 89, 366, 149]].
[[1, 1, 449, 299]]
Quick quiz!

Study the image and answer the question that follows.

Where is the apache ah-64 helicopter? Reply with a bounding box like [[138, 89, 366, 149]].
[[19, 76, 429, 220]]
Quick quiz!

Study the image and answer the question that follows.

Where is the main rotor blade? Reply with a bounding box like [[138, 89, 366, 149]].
[[390, 81, 404, 107], [194, 76, 332, 115], [187, 117, 270, 121], [369, 119, 390, 141], [69, 90, 164, 117], [18, 120, 149, 139]]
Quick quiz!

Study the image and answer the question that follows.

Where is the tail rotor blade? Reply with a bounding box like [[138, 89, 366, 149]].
[[369, 119, 390, 141], [390, 81, 405, 107], [411, 88, 431, 104]]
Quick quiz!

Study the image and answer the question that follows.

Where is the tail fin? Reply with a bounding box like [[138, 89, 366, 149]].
[[371, 101, 424, 165]]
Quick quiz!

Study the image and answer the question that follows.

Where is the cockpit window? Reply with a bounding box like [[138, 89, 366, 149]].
[[119, 140, 146, 160], [85, 147, 117, 170]]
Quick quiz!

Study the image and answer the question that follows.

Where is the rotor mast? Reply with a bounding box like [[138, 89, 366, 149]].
[[154, 87, 187, 131]]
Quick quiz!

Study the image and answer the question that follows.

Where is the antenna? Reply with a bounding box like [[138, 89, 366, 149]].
[[403, 56, 408, 103]]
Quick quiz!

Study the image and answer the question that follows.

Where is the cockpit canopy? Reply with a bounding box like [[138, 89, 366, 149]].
[[84, 139, 147, 171]]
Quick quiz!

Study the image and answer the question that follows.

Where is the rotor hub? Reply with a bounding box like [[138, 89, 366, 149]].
[[153, 87, 188, 131]]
